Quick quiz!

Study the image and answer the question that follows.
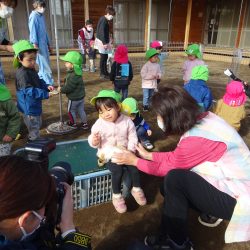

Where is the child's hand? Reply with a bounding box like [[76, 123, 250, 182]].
[[48, 85, 54, 91], [2, 135, 13, 142], [92, 132, 101, 146], [147, 130, 152, 136]]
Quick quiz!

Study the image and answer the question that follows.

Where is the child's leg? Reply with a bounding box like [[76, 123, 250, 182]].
[[148, 89, 155, 106], [127, 165, 147, 206], [76, 99, 87, 124], [143, 88, 149, 107], [23, 115, 41, 141], [106, 161, 127, 213], [114, 85, 121, 95], [106, 161, 123, 194], [121, 87, 128, 101], [136, 126, 149, 142], [67, 100, 77, 125]]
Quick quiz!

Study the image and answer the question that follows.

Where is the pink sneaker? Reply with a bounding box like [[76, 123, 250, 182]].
[[131, 188, 147, 206], [112, 196, 127, 213]]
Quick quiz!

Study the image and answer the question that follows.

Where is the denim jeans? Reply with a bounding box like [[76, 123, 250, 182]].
[[114, 86, 128, 101], [143, 88, 155, 106], [136, 125, 149, 142], [23, 115, 42, 141], [67, 99, 87, 124]]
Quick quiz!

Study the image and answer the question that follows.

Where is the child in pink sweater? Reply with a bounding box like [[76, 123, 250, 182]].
[[141, 48, 161, 111], [183, 44, 205, 84], [88, 89, 147, 213]]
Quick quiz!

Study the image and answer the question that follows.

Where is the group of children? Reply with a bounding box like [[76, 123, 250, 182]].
[[0, 38, 249, 214]]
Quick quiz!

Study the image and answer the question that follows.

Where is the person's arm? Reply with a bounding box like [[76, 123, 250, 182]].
[[142, 119, 150, 131], [28, 14, 39, 46], [136, 137, 227, 176], [4, 100, 21, 140], [61, 75, 76, 94], [25, 87, 49, 100], [88, 121, 102, 148], [203, 88, 213, 111], [129, 61, 133, 81]]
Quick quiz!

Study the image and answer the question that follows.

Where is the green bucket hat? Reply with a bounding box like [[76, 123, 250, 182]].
[[191, 65, 209, 81], [60, 51, 83, 76], [90, 90, 122, 105], [12, 40, 38, 68], [145, 48, 158, 60], [122, 97, 139, 115], [185, 44, 202, 59]]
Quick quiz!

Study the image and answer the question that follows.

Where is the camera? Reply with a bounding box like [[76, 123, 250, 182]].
[[50, 161, 74, 224], [18, 138, 74, 225]]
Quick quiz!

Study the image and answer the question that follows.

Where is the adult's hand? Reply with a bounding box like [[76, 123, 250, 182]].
[[0, 44, 13, 52], [135, 143, 153, 160], [59, 183, 75, 234], [112, 149, 139, 166]]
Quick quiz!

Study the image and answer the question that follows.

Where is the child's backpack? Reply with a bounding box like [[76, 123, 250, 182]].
[[114, 63, 130, 88]]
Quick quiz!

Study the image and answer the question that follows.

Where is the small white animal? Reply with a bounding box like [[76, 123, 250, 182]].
[[97, 146, 124, 167]]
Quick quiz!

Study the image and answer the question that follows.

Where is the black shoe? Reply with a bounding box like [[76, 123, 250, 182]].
[[144, 234, 194, 250], [143, 106, 149, 112], [198, 214, 223, 227]]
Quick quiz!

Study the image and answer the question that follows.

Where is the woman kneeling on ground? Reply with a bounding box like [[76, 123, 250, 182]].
[[113, 85, 250, 250]]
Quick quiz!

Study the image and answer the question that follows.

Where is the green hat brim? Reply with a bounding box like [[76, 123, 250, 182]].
[[90, 90, 122, 105]]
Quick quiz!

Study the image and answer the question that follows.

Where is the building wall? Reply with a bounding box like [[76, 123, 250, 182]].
[[71, 0, 85, 39]]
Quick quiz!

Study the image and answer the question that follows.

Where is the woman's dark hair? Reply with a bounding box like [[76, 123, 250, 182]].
[[105, 5, 115, 15], [0, 156, 56, 221], [18, 49, 37, 61], [152, 85, 201, 135], [95, 97, 119, 111], [0, 0, 17, 8]]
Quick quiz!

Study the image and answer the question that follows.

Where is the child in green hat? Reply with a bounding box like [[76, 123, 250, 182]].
[[13, 40, 53, 141], [0, 84, 20, 156], [184, 65, 213, 111], [141, 48, 161, 111], [183, 43, 205, 84], [122, 97, 153, 150], [58, 51, 88, 129], [88, 89, 147, 213]]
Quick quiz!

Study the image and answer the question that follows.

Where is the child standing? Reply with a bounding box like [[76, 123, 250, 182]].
[[78, 19, 96, 72], [0, 84, 20, 156], [213, 80, 246, 131], [122, 97, 153, 150], [141, 48, 161, 111], [110, 44, 133, 101], [183, 44, 205, 84], [58, 51, 88, 129], [88, 90, 147, 213], [13, 40, 52, 141], [150, 40, 168, 82], [184, 65, 213, 111]]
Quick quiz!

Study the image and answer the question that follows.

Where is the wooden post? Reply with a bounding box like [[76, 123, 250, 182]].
[[184, 0, 192, 49], [235, 0, 247, 48], [144, 0, 152, 50], [7, 17, 14, 41], [84, 0, 89, 22]]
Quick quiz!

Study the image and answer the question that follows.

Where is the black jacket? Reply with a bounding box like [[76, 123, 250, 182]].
[[110, 61, 133, 88], [96, 16, 109, 45]]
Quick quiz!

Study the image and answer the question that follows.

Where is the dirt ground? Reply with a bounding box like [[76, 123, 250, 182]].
[[4, 53, 250, 250]]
